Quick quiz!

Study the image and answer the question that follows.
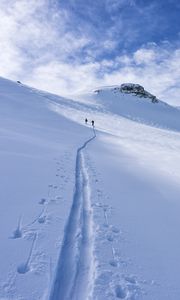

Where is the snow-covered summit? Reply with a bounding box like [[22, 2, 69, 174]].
[[1, 77, 180, 132], [75, 83, 180, 132], [94, 83, 157, 102]]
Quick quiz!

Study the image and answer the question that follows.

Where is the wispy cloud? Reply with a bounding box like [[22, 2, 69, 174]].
[[25, 43, 180, 106], [0, 0, 179, 105], [0, 0, 92, 74], [103, 44, 180, 105]]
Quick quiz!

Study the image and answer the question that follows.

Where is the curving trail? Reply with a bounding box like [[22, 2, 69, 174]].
[[49, 129, 96, 300]]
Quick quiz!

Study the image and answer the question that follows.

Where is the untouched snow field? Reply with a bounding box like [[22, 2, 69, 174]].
[[0, 77, 180, 299]]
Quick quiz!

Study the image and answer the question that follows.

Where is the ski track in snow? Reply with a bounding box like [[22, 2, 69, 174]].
[[49, 129, 96, 300], [17, 233, 37, 274]]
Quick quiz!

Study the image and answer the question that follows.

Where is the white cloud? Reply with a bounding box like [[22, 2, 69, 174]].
[[0, 0, 179, 106], [106, 0, 136, 12], [25, 45, 180, 107], [103, 46, 180, 105], [0, 0, 91, 76], [134, 48, 156, 64], [25, 60, 102, 96]]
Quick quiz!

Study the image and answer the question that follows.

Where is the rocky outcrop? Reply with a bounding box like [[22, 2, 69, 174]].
[[116, 83, 158, 103], [94, 83, 158, 103]]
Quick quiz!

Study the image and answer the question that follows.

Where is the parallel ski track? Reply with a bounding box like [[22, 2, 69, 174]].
[[49, 129, 96, 300]]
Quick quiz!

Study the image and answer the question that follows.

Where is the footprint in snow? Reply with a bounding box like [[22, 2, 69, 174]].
[[11, 216, 22, 239], [39, 198, 46, 205], [38, 215, 46, 224], [106, 234, 114, 242], [115, 285, 127, 299], [109, 259, 118, 267], [124, 276, 137, 285], [103, 223, 109, 228], [94, 202, 103, 208], [12, 227, 22, 239], [17, 234, 37, 274], [56, 196, 63, 200], [111, 226, 120, 234], [17, 263, 30, 274], [50, 198, 56, 203]]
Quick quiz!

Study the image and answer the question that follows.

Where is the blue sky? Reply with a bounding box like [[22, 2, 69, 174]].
[[58, 0, 180, 59], [0, 0, 180, 104]]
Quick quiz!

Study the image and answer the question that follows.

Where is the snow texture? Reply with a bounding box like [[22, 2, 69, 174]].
[[0, 77, 180, 299]]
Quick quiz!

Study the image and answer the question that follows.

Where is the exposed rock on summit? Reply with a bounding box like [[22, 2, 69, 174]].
[[120, 83, 158, 102], [94, 83, 158, 103]]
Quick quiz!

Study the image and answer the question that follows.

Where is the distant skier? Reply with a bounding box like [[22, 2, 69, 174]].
[[91, 120, 94, 127], [85, 118, 88, 124]]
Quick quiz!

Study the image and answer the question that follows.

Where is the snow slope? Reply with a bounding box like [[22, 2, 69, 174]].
[[1, 78, 180, 300], [75, 86, 180, 132], [0, 78, 93, 300]]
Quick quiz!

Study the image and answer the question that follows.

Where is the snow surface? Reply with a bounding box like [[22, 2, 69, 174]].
[[1, 77, 180, 299]]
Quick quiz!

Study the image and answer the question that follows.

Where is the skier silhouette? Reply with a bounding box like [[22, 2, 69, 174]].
[[91, 120, 94, 127], [85, 118, 88, 124]]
